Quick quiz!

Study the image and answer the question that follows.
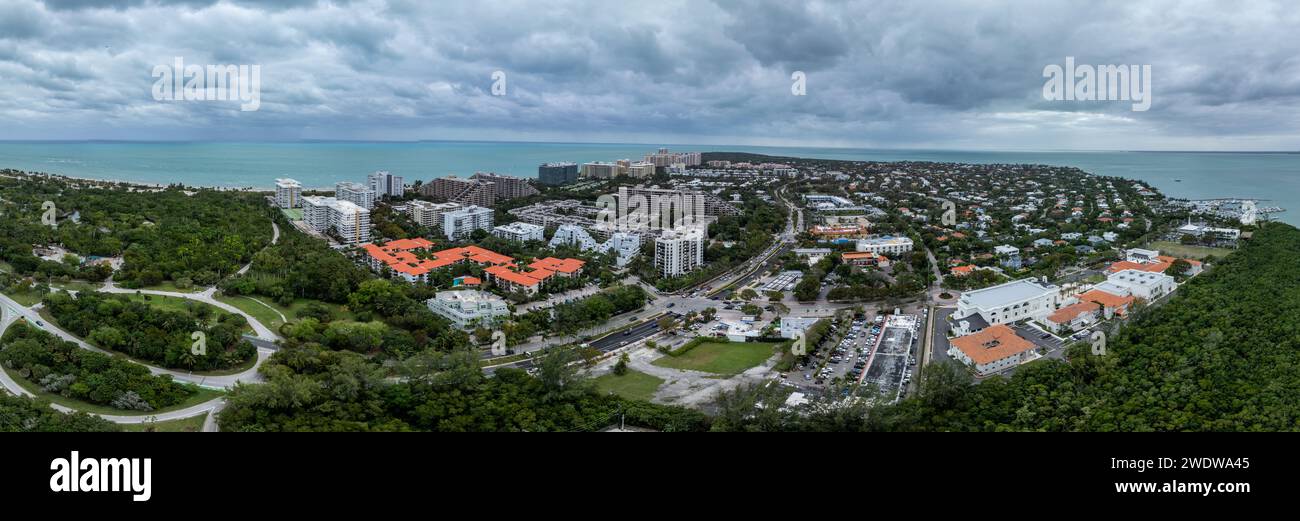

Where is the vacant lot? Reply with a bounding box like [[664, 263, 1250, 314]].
[[652, 340, 780, 375], [593, 369, 665, 402], [1146, 241, 1234, 260]]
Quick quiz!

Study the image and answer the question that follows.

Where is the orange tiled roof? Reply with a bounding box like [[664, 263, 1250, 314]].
[[363, 241, 516, 277], [529, 257, 585, 274], [1047, 301, 1100, 324], [950, 325, 1036, 365], [486, 265, 553, 287], [1079, 289, 1135, 310], [951, 265, 974, 276]]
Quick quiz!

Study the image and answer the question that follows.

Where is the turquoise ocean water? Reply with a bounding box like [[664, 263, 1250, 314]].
[[0, 141, 1295, 224]]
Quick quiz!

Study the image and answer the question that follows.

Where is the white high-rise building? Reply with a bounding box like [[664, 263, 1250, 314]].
[[335, 181, 377, 210], [275, 178, 302, 208], [368, 170, 405, 198], [654, 227, 705, 278], [443, 205, 494, 241], [492, 222, 545, 242], [301, 196, 371, 245], [407, 200, 462, 229]]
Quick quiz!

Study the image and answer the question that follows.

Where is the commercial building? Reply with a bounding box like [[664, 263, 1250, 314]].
[[779, 317, 822, 340], [792, 248, 832, 266], [654, 227, 705, 278], [335, 181, 376, 210], [407, 200, 462, 229], [548, 225, 641, 267], [538, 162, 579, 186], [1109, 250, 1203, 277], [856, 236, 914, 256], [301, 196, 371, 245], [1096, 269, 1177, 301], [426, 290, 510, 329], [442, 205, 494, 241], [275, 178, 302, 209], [471, 172, 540, 200], [952, 278, 1060, 335], [491, 222, 545, 243], [420, 176, 496, 207], [948, 325, 1036, 376], [618, 185, 740, 217], [1044, 301, 1100, 333], [841, 251, 889, 267], [367, 170, 405, 198], [1077, 289, 1136, 318]]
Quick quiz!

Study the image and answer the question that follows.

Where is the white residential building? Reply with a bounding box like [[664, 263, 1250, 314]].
[[301, 196, 371, 245], [548, 225, 641, 267], [491, 222, 545, 242], [443, 205, 494, 241], [407, 200, 462, 229], [952, 278, 1060, 335], [335, 181, 376, 210], [856, 236, 913, 256], [654, 227, 705, 277], [627, 162, 657, 179], [425, 290, 510, 329], [368, 170, 405, 198], [549, 224, 600, 250], [275, 178, 302, 209]]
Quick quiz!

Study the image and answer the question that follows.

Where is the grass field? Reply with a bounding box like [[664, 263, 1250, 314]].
[[215, 294, 353, 331], [652, 340, 781, 375], [1146, 241, 1235, 260], [2, 364, 223, 416], [2, 289, 45, 307], [120, 413, 208, 432], [138, 281, 204, 293], [593, 369, 665, 402]]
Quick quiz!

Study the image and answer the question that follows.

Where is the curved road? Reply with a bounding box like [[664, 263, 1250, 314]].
[[0, 222, 284, 430]]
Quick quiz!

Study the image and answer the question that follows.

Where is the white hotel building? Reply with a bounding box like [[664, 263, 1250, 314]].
[[302, 196, 371, 245], [275, 178, 302, 209], [407, 200, 462, 229], [951, 278, 1061, 335], [654, 226, 705, 278]]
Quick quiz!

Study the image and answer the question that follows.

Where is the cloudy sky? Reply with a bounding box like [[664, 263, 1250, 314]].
[[1, 0, 1298, 150]]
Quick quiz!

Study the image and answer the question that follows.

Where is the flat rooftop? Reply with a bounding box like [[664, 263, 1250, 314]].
[[960, 279, 1055, 310]]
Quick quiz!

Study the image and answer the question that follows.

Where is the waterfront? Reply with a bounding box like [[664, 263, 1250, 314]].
[[1, 141, 1295, 224]]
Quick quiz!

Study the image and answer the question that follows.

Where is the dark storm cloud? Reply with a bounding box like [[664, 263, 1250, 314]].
[[1, 0, 1299, 149]]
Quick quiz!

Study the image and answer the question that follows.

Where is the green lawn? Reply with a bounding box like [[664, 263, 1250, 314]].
[[139, 281, 204, 293], [281, 208, 303, 221], [215, 294, 353, 331], [1146, 241, 1235, 261], [2, 289, 45, 307], [120, 413, 208, 432], [652, 340, 781, 375], [592, 369, 665, 402], [2, 364, 224, 416]]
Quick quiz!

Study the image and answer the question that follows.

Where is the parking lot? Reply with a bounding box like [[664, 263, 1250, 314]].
[[858, 314, 920, 402], [791, 312, 877, 388]]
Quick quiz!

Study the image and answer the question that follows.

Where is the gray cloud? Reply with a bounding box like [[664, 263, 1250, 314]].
[[0, 0, 1298, 150]]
